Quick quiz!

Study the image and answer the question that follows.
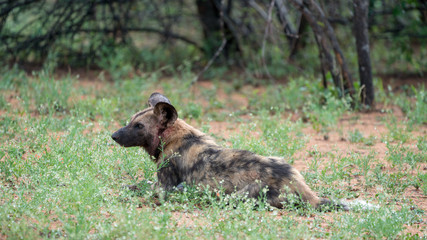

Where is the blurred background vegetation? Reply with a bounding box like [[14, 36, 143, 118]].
[[0, 0, 426, 106]]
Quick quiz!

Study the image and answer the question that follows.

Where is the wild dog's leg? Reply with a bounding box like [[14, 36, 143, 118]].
[[157, 164, 181, 191], [286, 168, 322, 208], [127, 160, 181, 195], [125, 165, 180, 194], [235, 183, 263, 199]]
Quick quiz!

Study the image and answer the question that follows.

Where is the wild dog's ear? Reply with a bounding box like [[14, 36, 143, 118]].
[[148, 92, 171, 107], [153, 102, 178, 128]]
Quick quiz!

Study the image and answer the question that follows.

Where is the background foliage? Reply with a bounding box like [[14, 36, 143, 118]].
[[1, 0, 426, 79]]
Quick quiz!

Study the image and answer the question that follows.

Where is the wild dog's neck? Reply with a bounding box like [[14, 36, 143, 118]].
[[156, 119, 205, 159]]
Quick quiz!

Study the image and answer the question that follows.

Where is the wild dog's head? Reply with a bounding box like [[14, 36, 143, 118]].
[[111, 93, 177, 157]]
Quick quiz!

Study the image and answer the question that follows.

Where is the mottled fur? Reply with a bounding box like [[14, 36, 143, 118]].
[[112, 93, 344, 210]]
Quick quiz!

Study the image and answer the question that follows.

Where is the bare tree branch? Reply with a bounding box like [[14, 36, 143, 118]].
[[308, 0, 354, 96], [289, 0, 355, 98], [274, 0, 298, 43]]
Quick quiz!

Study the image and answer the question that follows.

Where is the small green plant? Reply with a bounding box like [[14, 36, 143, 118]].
[[363, 135, 377, 146], [353, 152, 376, 185], [348, 129, 364, 143], [307, 147, 323, 172]]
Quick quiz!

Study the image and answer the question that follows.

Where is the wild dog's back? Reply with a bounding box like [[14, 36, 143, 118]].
[[159, 120, 322, 208]]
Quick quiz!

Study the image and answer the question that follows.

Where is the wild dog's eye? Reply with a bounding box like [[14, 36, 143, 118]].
[[134, 123, 144, 129]]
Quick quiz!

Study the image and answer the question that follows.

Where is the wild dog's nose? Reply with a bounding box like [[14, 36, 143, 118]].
[[111, 132, 119, 142]]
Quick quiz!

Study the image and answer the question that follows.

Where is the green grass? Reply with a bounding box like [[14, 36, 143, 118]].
[[0, 68, 426, 239]]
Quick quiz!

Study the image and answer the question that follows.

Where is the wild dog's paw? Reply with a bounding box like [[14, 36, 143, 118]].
[[175, 182, 186, 192]]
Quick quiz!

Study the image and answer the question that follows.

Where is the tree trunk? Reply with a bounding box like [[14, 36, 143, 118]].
[[195, 0, 240, 60], [289, 13, 308, 59], [354, 0, 374, 107], [419, 0, 427, 23], [274, 0, 296, 47]]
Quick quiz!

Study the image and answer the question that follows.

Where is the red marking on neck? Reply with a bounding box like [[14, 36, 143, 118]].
[[159, 124, 175, 143]]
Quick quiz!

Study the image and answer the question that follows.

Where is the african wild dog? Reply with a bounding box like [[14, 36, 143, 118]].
[[112, 93, 347, 210]]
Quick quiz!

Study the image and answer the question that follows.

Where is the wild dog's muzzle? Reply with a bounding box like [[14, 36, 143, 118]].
[[111, 127, 131, 147]]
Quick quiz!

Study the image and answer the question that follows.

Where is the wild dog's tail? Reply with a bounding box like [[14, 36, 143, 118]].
[[318, 198, 350, 211], [318, 198, 379, 211], [341, 199, 379, 211], [288, 167, 378, 212]]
